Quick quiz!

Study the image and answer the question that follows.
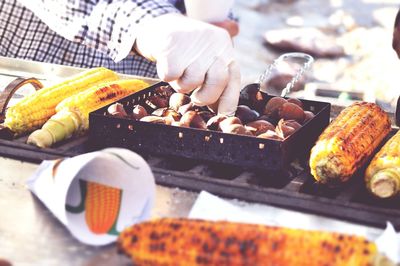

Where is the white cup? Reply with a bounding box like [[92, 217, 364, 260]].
[[184, 0, 234, 22]]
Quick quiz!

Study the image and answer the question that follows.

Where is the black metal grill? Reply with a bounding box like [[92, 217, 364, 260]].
[[1, 82, 399, 230]]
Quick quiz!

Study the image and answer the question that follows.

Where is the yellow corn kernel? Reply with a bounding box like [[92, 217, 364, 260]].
[[309, 102, 391, 185], [55, 79, 149, 129], [4, 67, 118, 135], [27, 79, 149, 148], [117, 218, 388, 266], [365, 130, 400, 198]]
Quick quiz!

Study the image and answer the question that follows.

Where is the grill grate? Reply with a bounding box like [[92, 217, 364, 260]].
[[1, 82, 399, 230], [147, 152, 400, 230]]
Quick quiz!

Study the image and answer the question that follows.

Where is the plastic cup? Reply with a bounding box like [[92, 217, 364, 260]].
[[184, 0, 234, 22]]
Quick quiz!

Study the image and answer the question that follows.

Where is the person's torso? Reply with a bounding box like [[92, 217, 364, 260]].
[[0, 0, 183, 77]]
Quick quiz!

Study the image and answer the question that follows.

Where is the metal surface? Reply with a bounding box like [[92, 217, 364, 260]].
[[0, 157, 385, 266], [0, 157, 197, 266]]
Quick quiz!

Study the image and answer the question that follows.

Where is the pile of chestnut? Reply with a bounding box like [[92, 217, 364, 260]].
[[107, 85, 315, 141]]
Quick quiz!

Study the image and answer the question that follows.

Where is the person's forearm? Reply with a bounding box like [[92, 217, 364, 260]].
[[17, 0, 179, 62]]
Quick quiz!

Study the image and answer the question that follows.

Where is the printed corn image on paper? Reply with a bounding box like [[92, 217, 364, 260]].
[[27, 148, 155, 245]]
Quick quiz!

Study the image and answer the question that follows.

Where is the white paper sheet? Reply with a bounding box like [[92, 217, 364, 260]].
[[190, 190, 400, 264]]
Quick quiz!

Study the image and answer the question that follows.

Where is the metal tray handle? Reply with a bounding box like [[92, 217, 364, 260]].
[[0, 77, 43, 123]]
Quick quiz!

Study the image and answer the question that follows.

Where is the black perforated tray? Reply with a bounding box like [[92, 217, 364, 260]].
[[89, 82, 331, 172]]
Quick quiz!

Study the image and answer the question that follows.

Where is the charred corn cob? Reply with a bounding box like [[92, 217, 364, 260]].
[[55, 79, 148, 126], [309, 102, 391, 185], [85, 181, 121, 235], [365, 130, 400, 198], [27, 79, 148, 148], [4, 67, 118, 135], [117, 218, 391, 266]]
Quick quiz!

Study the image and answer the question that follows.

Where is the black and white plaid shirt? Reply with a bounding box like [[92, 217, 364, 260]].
[[0, 0, 186, 78]]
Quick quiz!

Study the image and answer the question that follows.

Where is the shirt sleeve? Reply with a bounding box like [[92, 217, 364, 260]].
[[17, 0, 180, 62]]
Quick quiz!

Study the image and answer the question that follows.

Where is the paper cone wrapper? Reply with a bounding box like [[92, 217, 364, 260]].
[[184, 0, 234, 22], [27, 148, 155, 246]]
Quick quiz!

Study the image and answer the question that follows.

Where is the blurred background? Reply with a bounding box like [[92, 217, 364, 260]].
[[233, 0, 400, 112]]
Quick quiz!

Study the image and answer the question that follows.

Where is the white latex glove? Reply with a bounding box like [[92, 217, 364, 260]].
[[135, 13, 241, 116]]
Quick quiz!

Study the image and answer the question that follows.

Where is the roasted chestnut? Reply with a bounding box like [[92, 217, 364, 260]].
[[163, 109, 181, 121], [107, 103, 127, 118], [153, 85, 174, 99], [206, 115, 228, 131], [258, 114, 279, 126], [131, 104, 148, 120], [275, 119, 301, 138], [197, 111, 214, 123], [180, 111, 207, 129], [239, 84, 259, 106], [239, 84, 267, 112], [146, 95, 169, 109], [152, 108, 181, 121], [287, 98, 303, 108], [163, 116, 175, 125], [263, 97, 287, 119], [178, 102, 195, 115], [169, 93, 191, 112], [283, 119, 302, 130], [219, 117, 242, 132], [303, 110, 315, 123], [152, 107, 168, 117], [244, 125, 257, 135], [246, 120, 275, 135], [177, 102, 206, 115], [235, 105, 259, 124], [222, 124, 253, 136], [257, 130, 284, 141], [278, 102, 305, 123], [171, 121, 189, 127], [140, 116, 167, 124]]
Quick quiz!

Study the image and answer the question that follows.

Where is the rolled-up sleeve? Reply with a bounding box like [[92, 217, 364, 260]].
[[17, 0, 179, 62]]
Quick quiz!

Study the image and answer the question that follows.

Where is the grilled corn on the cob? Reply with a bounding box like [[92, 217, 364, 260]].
[[117, 218, 391, 266], [27, 79, 148, 148], [4, 67, 118, 135], [365, 130, 400, 198], [309, 102, 391, 185], [55, 79, 148, 129]]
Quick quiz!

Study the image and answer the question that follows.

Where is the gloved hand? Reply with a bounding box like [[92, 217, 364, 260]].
[[135, 13, 241, 116]]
